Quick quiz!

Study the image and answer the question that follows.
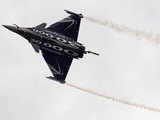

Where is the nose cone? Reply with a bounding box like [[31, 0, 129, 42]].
[[2, 25, 18, 33]]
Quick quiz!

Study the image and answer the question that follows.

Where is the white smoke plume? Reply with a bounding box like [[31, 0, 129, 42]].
[[66, 82, 160, 113], [85, 16, 160, 44]]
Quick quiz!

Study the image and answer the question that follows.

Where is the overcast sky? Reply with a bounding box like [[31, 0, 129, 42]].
[[1, 0, 160, 120]]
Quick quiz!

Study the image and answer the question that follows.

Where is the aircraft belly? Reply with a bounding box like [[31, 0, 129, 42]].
[[30, 38, 84, 58]]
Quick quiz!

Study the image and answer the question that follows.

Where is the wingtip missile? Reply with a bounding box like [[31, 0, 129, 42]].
[[64, 10, 83, 18], [46, 76, 66, 84]]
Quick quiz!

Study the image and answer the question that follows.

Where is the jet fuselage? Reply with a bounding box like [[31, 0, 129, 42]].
[[4, 25, 86, 59], [3, 10, 99, 83]]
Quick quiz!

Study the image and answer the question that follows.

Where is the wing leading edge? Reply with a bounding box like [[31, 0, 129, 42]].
[[42, 11, 83, 83], [47, 14, 82, 41], [42, 50, 73, 83]]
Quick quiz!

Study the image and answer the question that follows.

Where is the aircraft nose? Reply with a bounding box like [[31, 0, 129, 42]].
[[2, 25, 18, 33]]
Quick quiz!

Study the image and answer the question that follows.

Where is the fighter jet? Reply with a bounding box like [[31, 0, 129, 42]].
[[3, 10, 99, 84]]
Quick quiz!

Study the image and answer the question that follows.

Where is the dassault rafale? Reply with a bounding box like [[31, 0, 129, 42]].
[[3, 10, 99, 84]]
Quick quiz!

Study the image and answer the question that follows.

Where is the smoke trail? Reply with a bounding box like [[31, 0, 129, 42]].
[[66, 82, 160, 113], [85, 16, 160, 44]]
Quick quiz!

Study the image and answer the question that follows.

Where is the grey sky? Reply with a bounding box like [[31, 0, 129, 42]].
[[0, 0, 160, 120]]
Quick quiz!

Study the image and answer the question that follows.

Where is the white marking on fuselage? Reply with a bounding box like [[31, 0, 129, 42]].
[[31, 39, 80, 57]]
